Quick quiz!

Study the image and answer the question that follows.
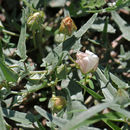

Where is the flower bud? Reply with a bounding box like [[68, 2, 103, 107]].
[[27, 11, 45, 31], [76, 50, 99, 74], [49, 96, 67, 112], [59, 16, 77, 36], [54, 33, 65, 43]]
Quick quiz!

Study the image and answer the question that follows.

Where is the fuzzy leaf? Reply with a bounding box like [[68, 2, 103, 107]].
[[75, 13, 98, 38], [26, 81, 47, 92], [0, 61, 18, 82], [0, 104, 6, 130], [16, 9, 27, 61], [109, 104, 130, 118], [61, 102, 111, 130], [112, 11, 130, 41], [34, 105, 68, 128], [81, 0, 106, 9], [96, 68, 117, 101], [110, 73, 129, 89], [1, 107, 36, 125], [0, 40, 4, 61]]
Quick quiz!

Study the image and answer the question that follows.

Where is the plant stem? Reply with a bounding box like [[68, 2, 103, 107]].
[[69, 55, 76, 64], [37, 31, 44, 59], [33, 31, 37, 49], [11, 91, 23, 95], [2, 29, 19, 37], [9, 65, 19, 68], [51, 86, 56, 97], [85, 73, 89, 85], [51, 78, 58, 97], [64, 34, 66, 41], [29, 70, 47, 74]]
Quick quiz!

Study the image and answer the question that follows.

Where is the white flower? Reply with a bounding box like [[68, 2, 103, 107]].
[[76, 50, 99, 74]]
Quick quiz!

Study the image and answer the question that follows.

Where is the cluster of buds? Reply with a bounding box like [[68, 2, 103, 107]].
[[49, 96, 67, 112], [27, 11, 45, 31], [59, 16, 77, 36], [76, 50, 99, 74]]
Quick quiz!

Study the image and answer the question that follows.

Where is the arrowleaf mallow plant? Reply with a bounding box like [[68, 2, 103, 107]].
[[0, 0, 130, 130]]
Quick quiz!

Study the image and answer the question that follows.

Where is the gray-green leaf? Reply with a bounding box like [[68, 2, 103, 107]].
[[75, 13, 98, 38], [1, 107, 36, 125], [0, 104, 6, 130], [112, 11, 130, 41], [61, 102, 111, 130], [34, 105, 68, 128], [16, 9, 27, 61], [96, 68, 117, 101], [0, 61, 18, 82], [110, 73, 129, 89]]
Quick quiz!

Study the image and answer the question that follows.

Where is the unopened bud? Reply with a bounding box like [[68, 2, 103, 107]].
[[27, 11, 45, 31], [59, 16, 77, 36], [54, 33, 65, 43], [49, 96, 67, 112], [76, 50, 99, 74]]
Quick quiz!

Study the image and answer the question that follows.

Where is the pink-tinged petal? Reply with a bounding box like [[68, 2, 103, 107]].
[[80, 58, 89, 74], [76, 50, 99, 74], [76, 52, 87, 59]]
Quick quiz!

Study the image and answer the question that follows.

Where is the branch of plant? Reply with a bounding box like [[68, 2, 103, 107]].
[[2, 29, 19, 37]]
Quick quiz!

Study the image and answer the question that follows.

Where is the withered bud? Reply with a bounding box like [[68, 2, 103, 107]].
[[59, 16, 77, 36]]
